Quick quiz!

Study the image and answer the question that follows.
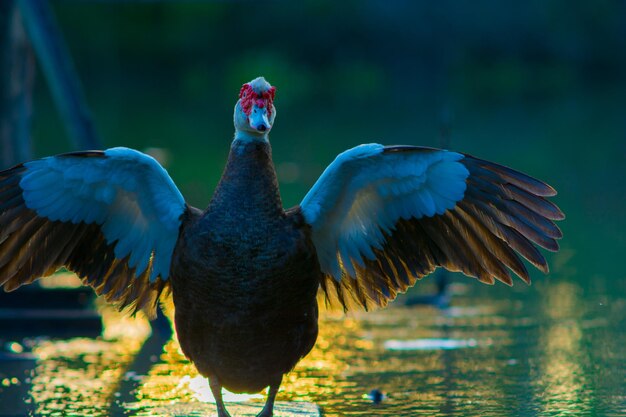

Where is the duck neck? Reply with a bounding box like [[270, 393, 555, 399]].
[[234, 130, 269, 143], [209, 138, 284, 219]]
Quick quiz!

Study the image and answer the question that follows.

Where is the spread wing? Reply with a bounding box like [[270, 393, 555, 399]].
[[0, 147, 188, 316], [300, 144, 564, 311]]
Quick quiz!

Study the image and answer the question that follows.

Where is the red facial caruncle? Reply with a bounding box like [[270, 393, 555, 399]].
[[239, 83, 276, 117]]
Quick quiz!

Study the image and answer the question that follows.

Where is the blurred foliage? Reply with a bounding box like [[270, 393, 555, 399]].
[[20, 1, 626, 283]]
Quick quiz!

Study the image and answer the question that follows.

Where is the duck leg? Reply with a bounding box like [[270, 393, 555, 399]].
[[256, 376, 282, 417], [209, 376, 232, 417]]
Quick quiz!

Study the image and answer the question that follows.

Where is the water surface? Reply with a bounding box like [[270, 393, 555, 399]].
[[1, 273, 624, 416]]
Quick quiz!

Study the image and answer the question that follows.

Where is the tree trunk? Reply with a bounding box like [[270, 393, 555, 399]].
[[0, 0, 34, 169]]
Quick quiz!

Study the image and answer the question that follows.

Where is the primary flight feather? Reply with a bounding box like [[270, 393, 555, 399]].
[[0, 77, 563, 417]]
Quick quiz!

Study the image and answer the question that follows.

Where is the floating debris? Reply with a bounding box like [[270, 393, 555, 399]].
[[365, 389, 385, 404]]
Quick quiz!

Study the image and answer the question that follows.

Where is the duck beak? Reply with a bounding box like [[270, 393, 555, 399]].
[[249, 105, 271, 133]]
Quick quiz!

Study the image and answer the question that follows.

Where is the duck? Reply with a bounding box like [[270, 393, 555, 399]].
[[0, 76, 564, 417]]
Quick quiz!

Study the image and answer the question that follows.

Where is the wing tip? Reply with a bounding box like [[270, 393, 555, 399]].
[[465, 155, 561, 198], [515, 267, 533, 284], [552, 207, 566, 221], [543, 183, 558, 197], [543, 239, 560, 253]]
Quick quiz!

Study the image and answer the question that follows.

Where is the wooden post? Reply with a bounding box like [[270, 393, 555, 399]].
[[0, 0, 34, 169], [18, 0, 102, 151]]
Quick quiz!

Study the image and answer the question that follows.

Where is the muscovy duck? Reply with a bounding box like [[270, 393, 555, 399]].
[[0, 77, 563, 417]]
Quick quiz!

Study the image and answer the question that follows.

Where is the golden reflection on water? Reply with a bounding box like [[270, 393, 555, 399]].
[[537, 281, 591, 415], [125, 297, 529, 416], [29, 301, 150, 416], [128, 338, 263, 412], [282, 303, 518, 417], [18, 278, 624, 416], [130, 312, 367, 413], [282, 314, 361, 404]]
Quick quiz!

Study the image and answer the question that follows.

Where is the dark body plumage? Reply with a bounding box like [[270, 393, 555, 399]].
[[171, 140, 320, 393]]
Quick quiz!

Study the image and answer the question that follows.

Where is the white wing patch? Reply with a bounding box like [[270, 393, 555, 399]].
[[301, 144, 469, 281], [19, 147, 185, 281]]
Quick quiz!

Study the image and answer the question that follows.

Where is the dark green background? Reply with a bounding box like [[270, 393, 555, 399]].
[[31, 1, 625, 284]]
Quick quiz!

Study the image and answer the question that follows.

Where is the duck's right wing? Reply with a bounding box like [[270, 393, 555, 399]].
[[0, 147, 189, 316]]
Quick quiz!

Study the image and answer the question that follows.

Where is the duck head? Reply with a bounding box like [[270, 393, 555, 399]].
[[234, 77, 277, 142]]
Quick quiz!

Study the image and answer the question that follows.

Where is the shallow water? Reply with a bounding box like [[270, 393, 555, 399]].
[[1, 273, 624, 417]]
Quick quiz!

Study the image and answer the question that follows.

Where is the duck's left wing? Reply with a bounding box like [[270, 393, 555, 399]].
[[0, 147, 188, 316], [300, 144, 564, 311]]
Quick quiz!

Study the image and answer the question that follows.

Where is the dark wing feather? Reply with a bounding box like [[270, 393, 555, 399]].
[[0, 150, 189, 317], [301, 144, 564, 311]]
